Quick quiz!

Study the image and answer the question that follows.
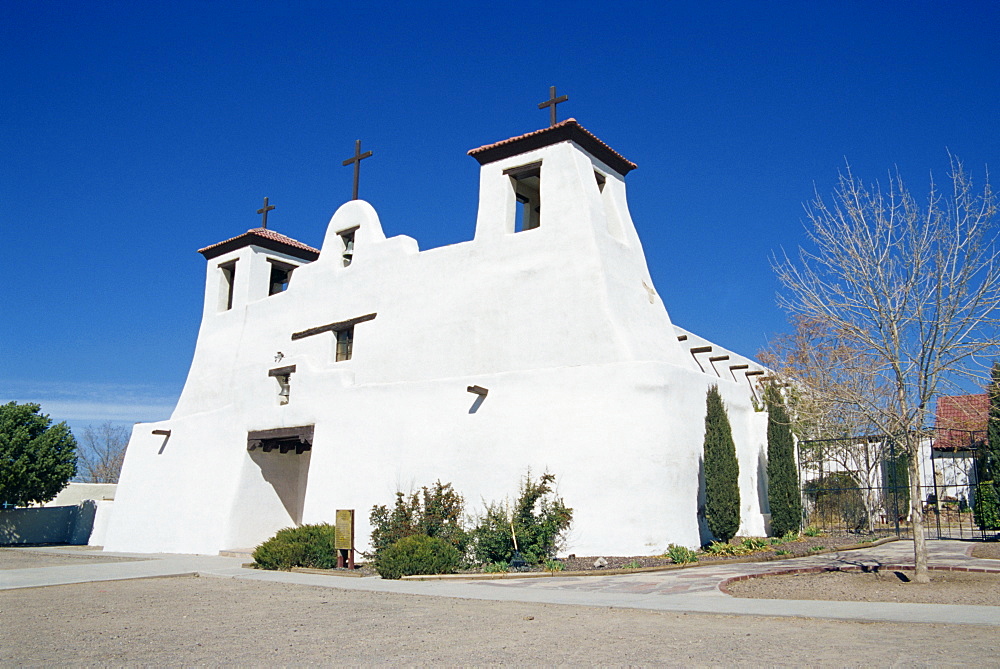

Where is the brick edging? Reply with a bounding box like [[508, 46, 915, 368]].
[[718, 564, 1000, 595], [400, 537, 904, 581]]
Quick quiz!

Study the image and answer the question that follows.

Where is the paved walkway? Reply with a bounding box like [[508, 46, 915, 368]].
[[2, 541, 998, 626]]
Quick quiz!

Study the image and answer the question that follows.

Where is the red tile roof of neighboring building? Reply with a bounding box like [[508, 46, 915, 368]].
[[933, 394, 989, 450], [198, 227, 320, 262], [468, 119, 638, 176]]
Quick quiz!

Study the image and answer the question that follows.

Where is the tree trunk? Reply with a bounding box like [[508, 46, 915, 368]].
[[908, 445, 930, 583]]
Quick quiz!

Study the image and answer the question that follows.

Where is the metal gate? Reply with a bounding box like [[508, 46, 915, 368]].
[[797, 430, 996, 541]]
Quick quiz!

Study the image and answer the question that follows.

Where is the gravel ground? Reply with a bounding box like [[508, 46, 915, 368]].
[[2, 575, 996, 666], [727, 569, 1000, 605]]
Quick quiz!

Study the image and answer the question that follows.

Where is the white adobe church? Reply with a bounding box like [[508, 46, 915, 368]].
[[104, 116, 772, 557]]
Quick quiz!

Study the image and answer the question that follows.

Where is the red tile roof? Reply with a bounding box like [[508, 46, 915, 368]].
[[933, 394, 989, 450], [198, 227, 320, 262], [468, 119, 637, 176]]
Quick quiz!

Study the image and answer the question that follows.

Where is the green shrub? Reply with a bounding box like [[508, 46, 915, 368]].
[[741, 537, 769, 552], [808, 545, 825, 552], [374, 534, 462, 580], [544, 559, 565, 572], [482, 561, 509, 573], [974, 480, 1000, 530], [803, 525, 821, 537], [623, 560, 642, 569], [764, 385, 802, 536], [775, 549, 791, 556], [252, 524, 339, 571], [369, 481, 468, 560], [704, 387, 741, 542], [665, 544, 699, 564], [470, 471, 573, 565], [803, 469, 871, 531], [705, 541, 750, 556], [882, 453, 910, 522]]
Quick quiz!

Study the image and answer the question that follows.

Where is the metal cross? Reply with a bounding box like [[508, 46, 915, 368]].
[[256, 197, 275, 229], [342, 139, 373, 201], [538, 86, 569, 127]]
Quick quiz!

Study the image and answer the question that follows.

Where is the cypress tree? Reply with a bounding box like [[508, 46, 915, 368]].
[[976, 362, 1000, 531], [704, 386, 740, 542], [765, 385, 802, 536], [985, 363, 1000, 480]]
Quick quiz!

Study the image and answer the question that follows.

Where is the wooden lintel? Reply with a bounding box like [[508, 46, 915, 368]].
[[152, 429, 171, 436], [502, 161, 542, 178], [676, 334, 688, 341], [467, 385, 489, 396], [709, 355, 730, 362], [689, 346, 712, 354], [745, 370, 765, 377], [729, 364, 750, 371], [268, 365, 297, 377], [291, 312, 377, 341], [247, 425, 315, 446]]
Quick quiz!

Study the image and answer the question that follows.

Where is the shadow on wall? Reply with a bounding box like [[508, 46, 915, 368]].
[[697, 454, 711, 546], [0, 501, 102, 545], [757, 449, 770, 515], [249, 449, 311, 526]]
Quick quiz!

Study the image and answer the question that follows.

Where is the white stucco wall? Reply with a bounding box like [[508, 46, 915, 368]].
[[105, 132, 772, 556]]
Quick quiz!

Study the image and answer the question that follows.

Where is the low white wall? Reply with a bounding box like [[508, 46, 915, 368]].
[[43, 483, 116, 507], [0, 506, 76, 544], [0, 500, 113, 545]]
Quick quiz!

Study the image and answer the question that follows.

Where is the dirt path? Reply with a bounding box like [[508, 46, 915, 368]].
[[971, 542, 1000, 560], [1, 575, 995, 666], [0, 548, 140, 570]]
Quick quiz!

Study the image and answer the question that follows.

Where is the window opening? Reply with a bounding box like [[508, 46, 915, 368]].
[[289, 312, 374, 363], [218, 260, 237, 311], [268, 260, 295, 296], [338, 227, 358, 267], [596, 169, 624, 240], [335, 326, 354, 361], [504, 162, 542, 232]]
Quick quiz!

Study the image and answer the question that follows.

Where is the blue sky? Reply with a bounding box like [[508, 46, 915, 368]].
[[3, 2, 999, 437]]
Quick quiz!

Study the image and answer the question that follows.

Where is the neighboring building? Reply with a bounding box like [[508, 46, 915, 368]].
[[41, 483, 116, 507], [931, 394, 986, 502], [104, 119, 772, 556]]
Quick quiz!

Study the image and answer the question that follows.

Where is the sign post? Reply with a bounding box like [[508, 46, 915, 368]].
[[334, 509, 355, 569]]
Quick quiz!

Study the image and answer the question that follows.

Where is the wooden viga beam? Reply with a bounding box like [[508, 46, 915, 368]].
[[689, 345, 712, 373]]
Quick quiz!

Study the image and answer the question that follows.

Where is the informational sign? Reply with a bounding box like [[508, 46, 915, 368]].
[[334, 509, 354, 550]]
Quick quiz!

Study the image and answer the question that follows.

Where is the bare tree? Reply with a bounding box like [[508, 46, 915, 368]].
[[78, 421, 130, 483], [760, 317, 892, 532], [774, 157, 1000, 583], [760, 316, 879, 441]]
